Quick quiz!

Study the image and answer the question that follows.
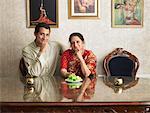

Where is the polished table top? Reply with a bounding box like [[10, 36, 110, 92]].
[[1, 76, 150, 102]]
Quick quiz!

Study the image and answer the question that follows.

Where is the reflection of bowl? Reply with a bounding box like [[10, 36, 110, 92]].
[[67, 82, 82, 89]]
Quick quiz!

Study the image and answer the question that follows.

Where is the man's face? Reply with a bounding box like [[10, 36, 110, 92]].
[[35, 27, 50, 46]]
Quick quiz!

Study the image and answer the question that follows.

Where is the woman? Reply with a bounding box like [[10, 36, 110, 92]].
[[60, 32, 97, 101]]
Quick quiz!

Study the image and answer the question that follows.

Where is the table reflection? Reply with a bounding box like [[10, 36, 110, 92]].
[[23, 76, 62, 102], [23, 74, 97, 102], [1, 75, 150, 102], [60, 79, 97, 102], [60, 81, 82, 101]]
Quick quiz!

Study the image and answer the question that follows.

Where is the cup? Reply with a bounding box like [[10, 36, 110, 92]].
[[114, 78, 123, 86], [26, 77, 34, 85]]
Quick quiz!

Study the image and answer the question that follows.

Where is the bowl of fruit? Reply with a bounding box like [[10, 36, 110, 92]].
[[65, 74, 83, 89], [65, 73, 83, 83]]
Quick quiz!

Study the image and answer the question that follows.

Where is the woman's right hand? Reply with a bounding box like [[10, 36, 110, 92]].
[[61, 68, 71, 78]]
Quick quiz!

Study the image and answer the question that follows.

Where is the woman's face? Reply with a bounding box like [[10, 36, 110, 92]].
[[70, 36, 84, 51]]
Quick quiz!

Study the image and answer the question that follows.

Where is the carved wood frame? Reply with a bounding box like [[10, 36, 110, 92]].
[[103, 48, 139, 91]]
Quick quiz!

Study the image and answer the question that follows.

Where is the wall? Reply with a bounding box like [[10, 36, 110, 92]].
[[0, 0, 150, 78]]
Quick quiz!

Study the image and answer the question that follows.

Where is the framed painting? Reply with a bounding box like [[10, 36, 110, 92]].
[[112, 0, 144, 28], [68, 0, 99, 19], [26, 0, 58, 28]]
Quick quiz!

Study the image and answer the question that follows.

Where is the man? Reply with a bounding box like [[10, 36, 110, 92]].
[[22, 23, 62, 102]]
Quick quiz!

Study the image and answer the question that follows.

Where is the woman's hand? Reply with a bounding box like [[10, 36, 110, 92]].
[[61, 68, 72, 78], [75, 49, 83, 61], [74, 49, 91, 77]]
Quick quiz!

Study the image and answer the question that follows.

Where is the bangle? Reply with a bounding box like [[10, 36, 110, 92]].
[[88, 74, 94, 80], [79, 58, 84, 63]]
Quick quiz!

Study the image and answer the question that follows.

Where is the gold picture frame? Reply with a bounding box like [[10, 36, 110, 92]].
[[68, 0, 99, 19], [26, 0, 58, 28], [112, 0, 144, 28]]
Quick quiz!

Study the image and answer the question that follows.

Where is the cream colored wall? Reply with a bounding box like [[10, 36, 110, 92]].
[[0, 0, 150, 78]]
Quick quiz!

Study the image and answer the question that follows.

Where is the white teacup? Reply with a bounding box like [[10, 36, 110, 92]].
[[26, 78, 34, 85], [114, 78, 123, 86]]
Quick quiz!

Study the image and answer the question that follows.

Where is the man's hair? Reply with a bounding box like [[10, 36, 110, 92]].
[[34, 22, 50, 34], [69, 32, 85, 43]]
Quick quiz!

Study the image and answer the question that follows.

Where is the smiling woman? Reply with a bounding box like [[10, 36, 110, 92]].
[[60, 32, 97, 101]]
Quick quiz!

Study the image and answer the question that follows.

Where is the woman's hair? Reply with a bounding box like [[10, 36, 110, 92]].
[[34, 22, 50, 34], [69, 32, 85, 43]]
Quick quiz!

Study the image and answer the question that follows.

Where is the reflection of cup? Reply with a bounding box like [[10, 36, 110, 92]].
[[26, 77, 34, 85], [28, 87, 34, 93], [25, 86, 34, 94], [114, 87, 123, 94], [114, 78, 123, 86]]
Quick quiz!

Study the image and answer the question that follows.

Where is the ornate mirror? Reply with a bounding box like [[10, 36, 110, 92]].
[[103, 48, 139, 93]]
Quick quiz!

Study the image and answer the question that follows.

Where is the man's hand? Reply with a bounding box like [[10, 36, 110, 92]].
[[40, 42, 48, 53]]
